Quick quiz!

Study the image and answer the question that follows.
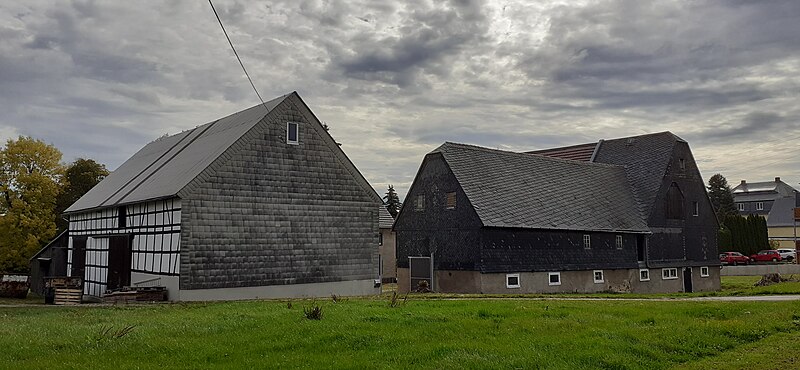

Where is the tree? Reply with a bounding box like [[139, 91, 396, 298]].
[[383, 185, 402, 218], [0, 136, 63, 273], [55, 158, 109, 231], [707, 174, 737, 222]]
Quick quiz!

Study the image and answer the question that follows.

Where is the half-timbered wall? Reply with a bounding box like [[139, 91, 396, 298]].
[[67, 198, 181, 296]]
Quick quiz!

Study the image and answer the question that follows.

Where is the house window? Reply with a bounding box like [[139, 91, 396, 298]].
[[415, 195, 425, 211], [445, 192, 456, 209], [286, 122, 299, 145], [756, 202, 764, 211], [616, 235, 623, 249], [506, 274, 520, 288], [662, 268, 678, 280], [593, 270, 604, 284], [583, 235, 591, 249], [737, 203, 745, 211], [700, 266, 710, 277], [679, 158, 685, 171], [548, 272, 561, 286], [666, 183, 684, 219], [639, 269, 650, 282], [692, 201, 699, 217]]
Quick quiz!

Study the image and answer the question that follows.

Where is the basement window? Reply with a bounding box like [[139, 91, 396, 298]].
[[593, 270, 604, 284], [639, 269, 650, 282], [616, 235, 623, 249], [287, 122, 299, 145], [700, 266, 710, 277], [662, 268, 678, 280], [548, 272, 561, 286], [506, 274, 520, 289], [583, 235, 591, 249], [445, 192, 456, 209], [756, 202, 764, 211]]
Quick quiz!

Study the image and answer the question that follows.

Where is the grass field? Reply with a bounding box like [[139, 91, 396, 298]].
[[1, 277, 799, 369]]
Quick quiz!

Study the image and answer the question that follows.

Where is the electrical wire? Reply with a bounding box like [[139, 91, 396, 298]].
[[208, 0, 269, 110]]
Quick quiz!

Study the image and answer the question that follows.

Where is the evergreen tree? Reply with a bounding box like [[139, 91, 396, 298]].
[[707, 174, 737, 222], [383, 185, 402, 218]]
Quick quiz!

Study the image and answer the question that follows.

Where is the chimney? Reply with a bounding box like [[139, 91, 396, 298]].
[[775, 177, 781, 182], [740, 180, 746, 186]]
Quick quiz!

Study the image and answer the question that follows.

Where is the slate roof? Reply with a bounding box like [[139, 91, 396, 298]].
[[526, 142, 598, 162], [379, 206, 395, 229], [732, 178, 797, 203], [767, 196, 800, 227], [433, 142, 650, 233]]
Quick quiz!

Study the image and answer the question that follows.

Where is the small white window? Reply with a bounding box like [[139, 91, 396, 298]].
[[737, 203, 744, 211], [548, 272, 561, 286], [583, 235, 591, 249], [506, 274, 520, 289], [615, 235, 623, 249], [286, 122, 299, 145], [756, 202, 764, 211], [692, 201, 699, 217], [639, 269, 650, 282], [593, 270, 604, 284], [700, 266, 709, 277], [662, 268, 678, 280]]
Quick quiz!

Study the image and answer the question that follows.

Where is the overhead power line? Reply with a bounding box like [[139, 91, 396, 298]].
[[208, 0, 268, 109]]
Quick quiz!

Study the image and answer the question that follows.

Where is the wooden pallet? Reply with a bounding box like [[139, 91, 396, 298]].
[[54, 288, 82, 305]]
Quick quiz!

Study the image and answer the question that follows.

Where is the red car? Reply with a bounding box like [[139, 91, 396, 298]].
[[720, 252, 750, 265], [749, 250, 782, 263]]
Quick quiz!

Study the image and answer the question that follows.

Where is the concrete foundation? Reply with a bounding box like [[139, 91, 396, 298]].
[[177, 279, 379, 302]]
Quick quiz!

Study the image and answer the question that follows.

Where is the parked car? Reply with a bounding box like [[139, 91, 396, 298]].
[[776, 248, 796, 262], [719, 252, 750, 266], [749, 250, 782, 263]]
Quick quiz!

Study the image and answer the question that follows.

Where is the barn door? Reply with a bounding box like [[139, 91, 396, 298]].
[[409, 256, 433, 292], [106, 235, 132, 291], [683, 267, 693, 293]]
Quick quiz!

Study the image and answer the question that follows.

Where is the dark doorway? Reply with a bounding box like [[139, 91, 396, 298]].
[[409, 256, 433, 292], [71, 237, 87, 280], [106, 235, 132, 291], [636, 236, 646, 262], [683, 267, 693, 293]]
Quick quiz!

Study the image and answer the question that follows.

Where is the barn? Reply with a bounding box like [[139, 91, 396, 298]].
[[60, 92, 382, 301], [394, 132, 720, 294]]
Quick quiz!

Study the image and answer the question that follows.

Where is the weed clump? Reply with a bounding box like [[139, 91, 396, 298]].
[[304, 301, 323, 320], [388, 291, 408, 308]]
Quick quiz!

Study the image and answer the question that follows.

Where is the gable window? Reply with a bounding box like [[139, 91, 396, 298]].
[[506, 274, 520, 289], [616, 235, 623, 249], [756, 202, 764, 211], [639, 269, 650, 282], [286, 122, 299, 145], [665, 183, 684, 219], [679, 158, 686, 171], [548, 272, 561, 286], [662, 268, 678, 280], [737, 203, 745, 211], [445, 192, 456, 209], [700, 267, 710, 277], [415, 195, 425, 211], [583, 235, 591, 249], [593, 270, 604, 284], [692, 201, 699, 217]]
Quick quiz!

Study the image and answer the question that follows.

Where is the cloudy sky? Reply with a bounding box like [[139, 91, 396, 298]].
[[1, 0, 799, 200]]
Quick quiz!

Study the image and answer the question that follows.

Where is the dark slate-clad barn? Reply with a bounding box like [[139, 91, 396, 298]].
[[395, 132, 720, 294], [59, 92, 382, 301]]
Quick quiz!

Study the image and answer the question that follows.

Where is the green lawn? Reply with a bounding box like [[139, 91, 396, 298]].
[[1, 297, 799, 369]]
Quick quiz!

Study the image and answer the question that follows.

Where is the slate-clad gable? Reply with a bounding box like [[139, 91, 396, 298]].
[[433, 142, 649, 233]]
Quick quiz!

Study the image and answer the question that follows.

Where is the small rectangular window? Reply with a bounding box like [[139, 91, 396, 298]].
[[548, 272, 561, 286], [692, 201, 699, 217], [287, 122, 299, 145], [615, 235, 623, 249], [593, 270, 604, 284], [756, 202, 764, 211], [639, 269, 650, 282], [662, 268, 678, 280], [700, 266, 710, 277], [679, 158, 686, 170], [415, 195, 425, 211], [445, 192, 456, 209], [583, 235, 591, 249], [118, 206, 127, 228], [737, 203, 745, 211], [506, 274, 520, 289]]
